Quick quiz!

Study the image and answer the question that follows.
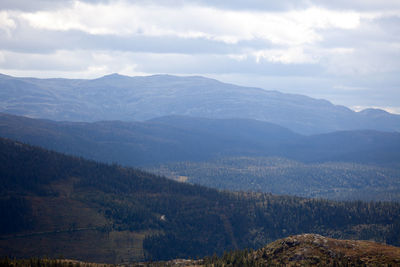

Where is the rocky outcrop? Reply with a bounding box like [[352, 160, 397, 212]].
[[256, 234, 400, 266]]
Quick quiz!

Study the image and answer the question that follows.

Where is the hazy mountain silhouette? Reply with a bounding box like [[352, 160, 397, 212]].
[[1, 113, 399, 167], [1, 73, 399, 134]]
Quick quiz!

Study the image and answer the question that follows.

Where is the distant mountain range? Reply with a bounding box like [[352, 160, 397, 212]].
[[1, 113, 400, 201], [1, 73, 399, 134], [1, 113, 399, 167]]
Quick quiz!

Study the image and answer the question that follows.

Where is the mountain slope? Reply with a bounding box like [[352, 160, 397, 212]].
[[1, 113, 399, 167], [0, 113, 301, 165], [1, 73, 399, 134], [150, 157, 400, 201], [5, 234, 400, 266], [1, 137, 400, 263], [1, 113, 400, 201]]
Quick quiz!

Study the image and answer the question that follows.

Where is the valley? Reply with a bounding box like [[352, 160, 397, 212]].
[[1, 138, 400, 263], [1, 73, 400, 265], [148, 157, 400, 201], [1, 112, 399, 201]]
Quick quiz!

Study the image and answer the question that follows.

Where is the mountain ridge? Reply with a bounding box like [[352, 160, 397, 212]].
[[1, 113, 400, 201], [2, 112, 399, 167], [1, 73, 399, 134]]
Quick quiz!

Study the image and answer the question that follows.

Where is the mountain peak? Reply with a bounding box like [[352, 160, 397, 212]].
[[359, 108, 390, 116], [98, 73, 130, 80], [0, 73, 14, 79]]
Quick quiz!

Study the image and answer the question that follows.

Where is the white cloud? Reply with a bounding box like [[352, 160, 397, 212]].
[[16, 1, 367, 46], [0, 49, 150, 78], [253, 47, 318, 64], [321, 42, 400, 76], [0, 51, 4, 64], [351, 105, 400, 114], [227, 54, 248, 61], [0, 11, 16, 37]]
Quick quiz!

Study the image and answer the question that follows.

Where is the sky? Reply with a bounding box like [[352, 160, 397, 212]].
[[0, 0, 399, 113]]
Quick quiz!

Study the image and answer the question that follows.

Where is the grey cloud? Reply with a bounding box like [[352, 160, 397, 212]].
[[310, 0, 400, 11], [60, 0, 310, 12], [109, 0, 400, 12], [0, 0, 72, 11], [176, 0, 309, 11], [126, 52, 323, 77], [0, 50, 90, 71], [115, 0, 399, 12], [0, 17, 274, 55], [303, 13, 400, 79], [320, 16, 400, 48], [0, 0, 112, 11], [2, 0, 399, 12], [211, 71, 400, 112], [192, 0, 400, 11]]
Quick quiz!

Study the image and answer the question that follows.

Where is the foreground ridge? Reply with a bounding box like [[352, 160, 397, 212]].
[[1, 235, 400, 266], [121, 234, 400, 266], [198, 234, 400, 267], [253, 234, 400, 266], [141, 234, 400, 266]]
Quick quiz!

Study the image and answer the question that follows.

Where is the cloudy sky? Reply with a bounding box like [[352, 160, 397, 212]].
[[1, 0, 399, 113]]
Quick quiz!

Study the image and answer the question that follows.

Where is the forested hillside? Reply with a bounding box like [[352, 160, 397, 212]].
[[1, 137, 400, 263], [1, 113, 400, 201], [2, 113, 399, 168], [148, 157, 400, 201]]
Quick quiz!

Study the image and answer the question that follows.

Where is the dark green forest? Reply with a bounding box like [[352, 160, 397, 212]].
[[1, 137, 400, 263]]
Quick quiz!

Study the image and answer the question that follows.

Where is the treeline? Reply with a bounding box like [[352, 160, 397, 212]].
[[1, 137, 400, 262], [202, 249, 263, 267]]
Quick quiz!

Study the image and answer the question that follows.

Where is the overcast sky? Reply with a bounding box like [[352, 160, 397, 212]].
[[1, 0, 399, 113]]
